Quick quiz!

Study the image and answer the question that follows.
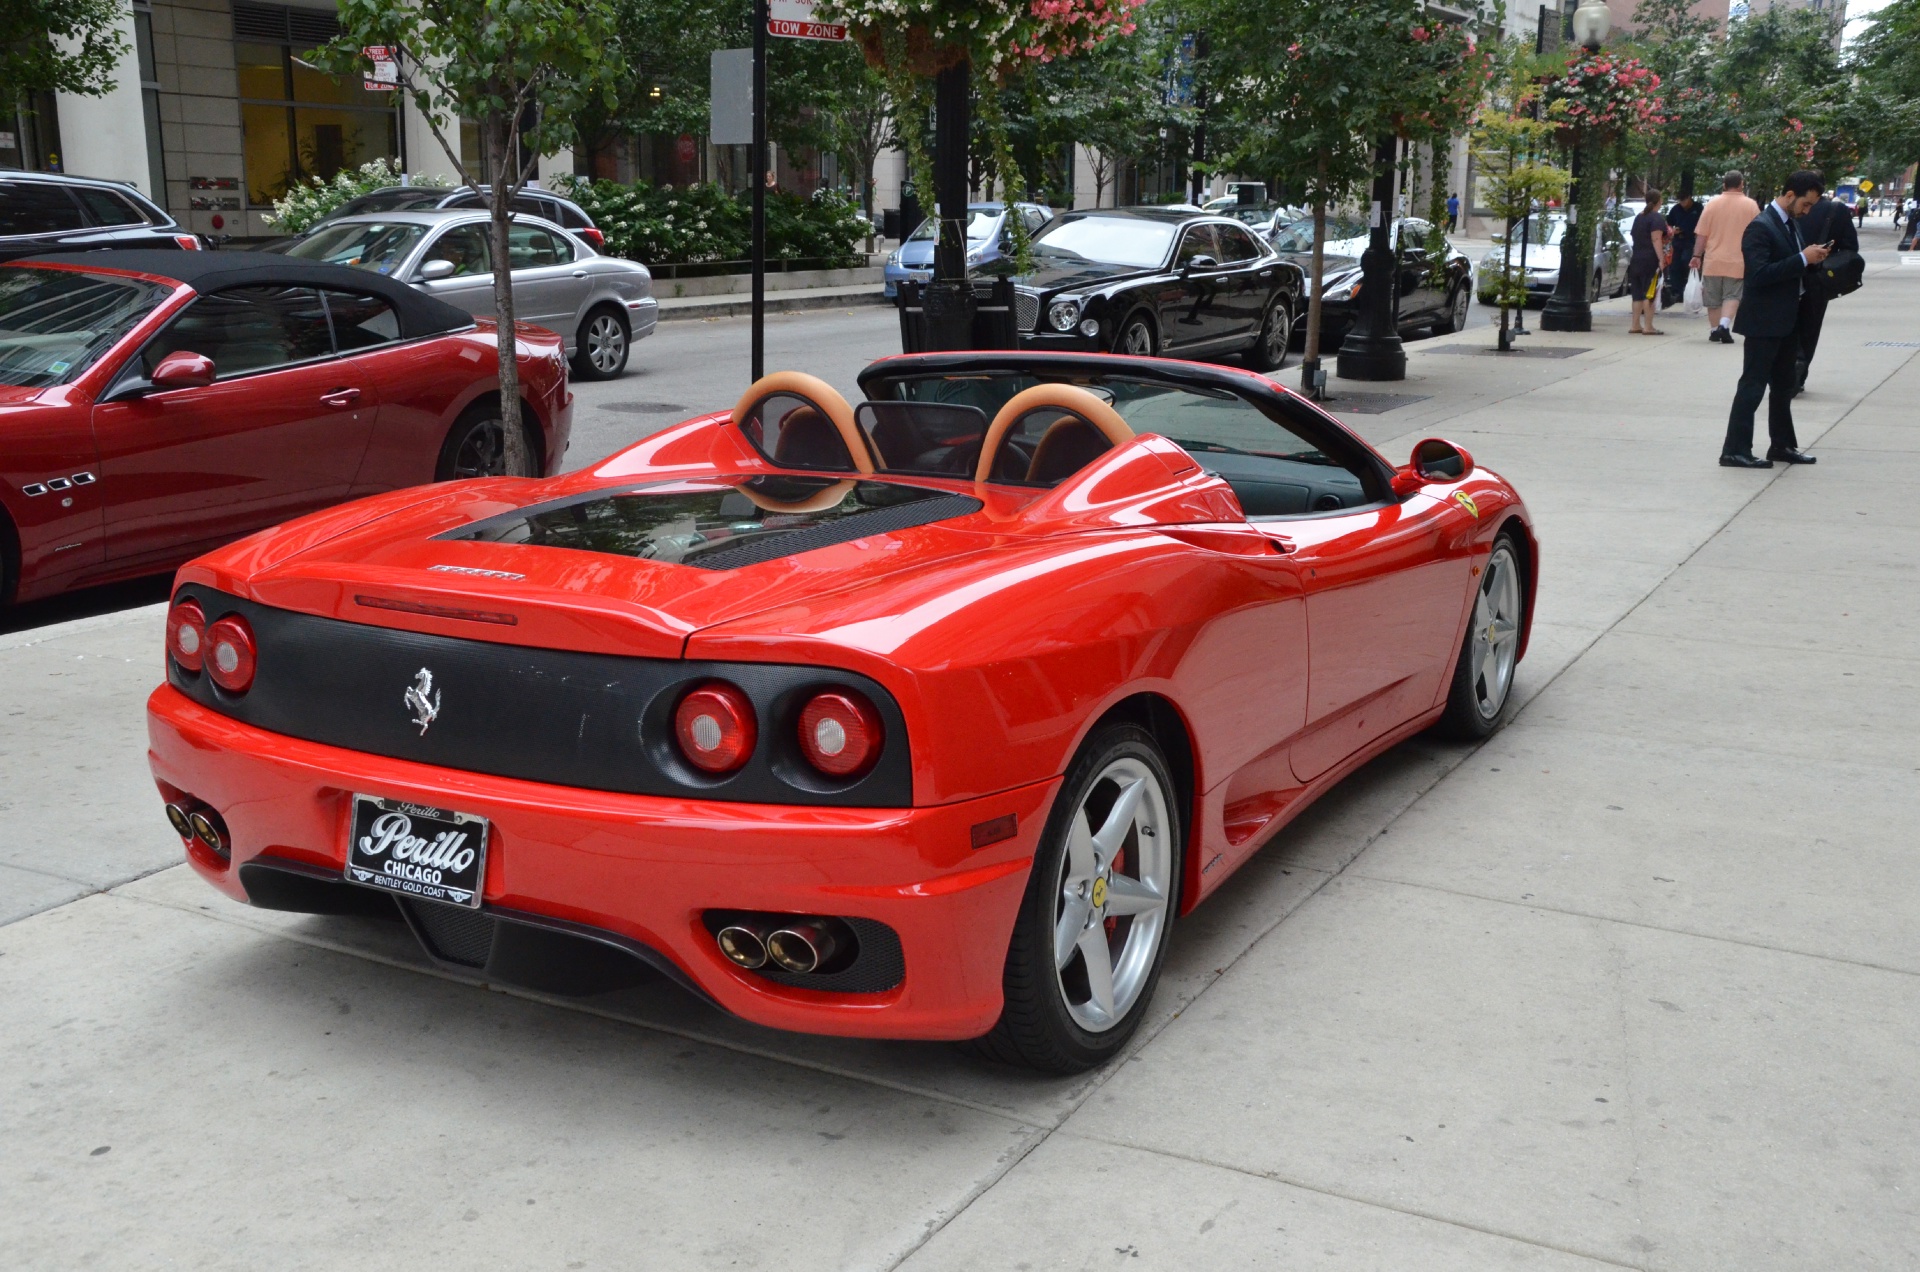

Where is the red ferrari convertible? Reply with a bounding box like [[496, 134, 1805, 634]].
[[147, 352, 1535, 1072], [0, 251, 571, 606]]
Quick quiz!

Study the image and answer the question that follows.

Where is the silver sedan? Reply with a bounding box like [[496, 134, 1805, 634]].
[[284, 210, 657, 379]]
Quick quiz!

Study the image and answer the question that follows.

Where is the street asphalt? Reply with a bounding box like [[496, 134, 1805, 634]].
[[2, 219, 1914, 1270]]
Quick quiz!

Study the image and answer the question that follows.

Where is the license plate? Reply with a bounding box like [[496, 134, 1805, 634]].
[[344, 795, 489, 908]]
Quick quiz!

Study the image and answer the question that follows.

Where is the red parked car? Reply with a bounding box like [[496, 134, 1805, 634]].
[[0, 251, 571, 606], [148, 353, 1535, 1072]]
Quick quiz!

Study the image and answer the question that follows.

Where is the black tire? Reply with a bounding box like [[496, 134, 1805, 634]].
[[1248, 297, 1294, 371], [1436, 284, 1469, 334], [972, 723, 1183, 1073], [572, 305, 630, 380], [434, 403, 540, 481], [1113, 311, 1158, 357], [1436, 531, 1527, 741]]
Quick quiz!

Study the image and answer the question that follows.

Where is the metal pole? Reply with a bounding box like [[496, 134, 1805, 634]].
[[751, 0, 768, 381], [1335, 134, 1407, 381]]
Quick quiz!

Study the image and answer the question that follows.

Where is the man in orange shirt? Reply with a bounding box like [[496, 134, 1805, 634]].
[[1690, 171, 1762, 343]]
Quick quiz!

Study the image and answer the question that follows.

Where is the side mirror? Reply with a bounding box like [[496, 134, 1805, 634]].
[[149, 350, 216, 390], [1182, 254, 1219, 275], [417, 258, 457, 282], [1391, 438, 1475, 496]]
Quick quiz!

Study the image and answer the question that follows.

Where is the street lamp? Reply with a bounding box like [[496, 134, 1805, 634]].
[[1540, 0, 1612, 333], [1335, 134, 1407, 382]]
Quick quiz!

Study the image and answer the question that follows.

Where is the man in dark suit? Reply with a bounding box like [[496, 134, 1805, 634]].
[[1793, 190, 1860, 390], [1721, 171, 1831, 468]]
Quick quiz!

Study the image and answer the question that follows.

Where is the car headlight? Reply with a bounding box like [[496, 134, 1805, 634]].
[[1323, 277, 1359, 303], [1048, 298, 1081, 332], [887, 250, 901, 267]]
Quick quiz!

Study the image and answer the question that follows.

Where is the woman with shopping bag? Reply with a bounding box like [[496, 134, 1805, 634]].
[[1628, 192, 1671, 334]]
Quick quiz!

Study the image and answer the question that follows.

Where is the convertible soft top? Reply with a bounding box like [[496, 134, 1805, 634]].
[[14, 249, 474, 340]]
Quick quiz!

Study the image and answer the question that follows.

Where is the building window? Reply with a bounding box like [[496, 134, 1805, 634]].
[[233, 2, 399, 207], [133, 1, 167, 200]]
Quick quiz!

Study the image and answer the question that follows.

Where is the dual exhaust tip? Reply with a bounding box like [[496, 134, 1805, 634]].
[[716, 916, 844, 975], [165, 800, 229, 858]]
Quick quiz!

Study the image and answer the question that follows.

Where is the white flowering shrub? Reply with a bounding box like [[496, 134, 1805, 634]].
[[265, 159, 449, 234], [553, 177, 865, 267]]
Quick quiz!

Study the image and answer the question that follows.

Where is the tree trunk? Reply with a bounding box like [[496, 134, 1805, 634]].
[[488, 112, 530, 476]]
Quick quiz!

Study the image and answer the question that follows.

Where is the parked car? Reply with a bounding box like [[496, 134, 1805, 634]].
[[883, 201, 1054, 298], [1006, 208, 1305, 368], [317, 184, 604, 249], [1273, 215, 1473, 340], [1, 171, 203, 264], [282, 210, 655, 380], [1474, 213, 1630, 306], [147, 351, 1535, 1072], [0, 250, 571, 607]]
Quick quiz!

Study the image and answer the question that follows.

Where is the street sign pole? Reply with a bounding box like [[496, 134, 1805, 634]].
[[752, 0, 768, 382]]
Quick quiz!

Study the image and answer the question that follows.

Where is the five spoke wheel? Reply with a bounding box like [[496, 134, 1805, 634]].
[[1439, 532, 1527, 739]]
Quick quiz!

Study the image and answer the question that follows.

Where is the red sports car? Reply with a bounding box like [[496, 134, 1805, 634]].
[[147, 352, 1535, 1072], [0, 251, 571, 606]]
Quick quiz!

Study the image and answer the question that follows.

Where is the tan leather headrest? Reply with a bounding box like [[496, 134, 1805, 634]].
[[731, 371, 873, 475], [976, 384, 1134, 484]]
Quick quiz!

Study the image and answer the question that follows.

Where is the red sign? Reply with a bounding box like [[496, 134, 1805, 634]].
[[769, 0, 846, 40], [363, 45, 398, 91]]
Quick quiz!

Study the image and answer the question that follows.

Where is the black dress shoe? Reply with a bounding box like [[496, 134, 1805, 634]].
[[1710, 327, 1732, 343], [1720, 453, 1772, 468], [1768, 448, 1817, 464]]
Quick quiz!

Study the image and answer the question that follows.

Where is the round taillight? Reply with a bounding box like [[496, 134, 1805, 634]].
[[674, 682, 757, 773], [798, 691, 882, 778], [167, 598, 207, 672], [204, 616, 257, 693]]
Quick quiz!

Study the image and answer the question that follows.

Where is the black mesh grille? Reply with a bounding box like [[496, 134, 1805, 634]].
[[232, 2, 341, 43], [687, 495, 983, 571], [403, 899, 496, 967]]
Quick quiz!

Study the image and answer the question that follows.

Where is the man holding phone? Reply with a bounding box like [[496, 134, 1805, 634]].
[[1720, 171, 1829, 468]]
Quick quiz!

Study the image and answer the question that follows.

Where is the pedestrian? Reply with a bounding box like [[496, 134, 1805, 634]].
[[1628, 189, 1670, 334], [1854, 200, 1868, 230], [1446, 192, 1460, 232], [1690, 170, 1761, 344], [1794, 187, 1861, 390], [1720, 170, 1830, 469], [1663, 190, 1701, 308]]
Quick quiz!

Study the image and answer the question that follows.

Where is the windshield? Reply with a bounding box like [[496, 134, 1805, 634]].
[[1491, 215, 1566, 248], [1271, 218, 1369, 254], [1031, 217, 1176, 269], [284, 221, 429, 274], [0, 266, 171, 388], [908, 209, 1002, 243]]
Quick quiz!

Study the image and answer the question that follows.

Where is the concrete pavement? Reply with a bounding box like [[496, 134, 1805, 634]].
[[2, 225, 1916, 1270]]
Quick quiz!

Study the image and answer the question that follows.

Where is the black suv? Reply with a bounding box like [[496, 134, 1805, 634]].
[[0, 170, 204, 264]]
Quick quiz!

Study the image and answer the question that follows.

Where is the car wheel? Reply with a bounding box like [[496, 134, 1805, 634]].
[[1437, 284, 1469, 334], [573, 306, 629, 381], [434, 405, 539, 481], [1249, 298, 1294, 371], [1437, 533, 1526, 740], [973, 723, 1181, 1073], [1114, 312, 1158, 357]]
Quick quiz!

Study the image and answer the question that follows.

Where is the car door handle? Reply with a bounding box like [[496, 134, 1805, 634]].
[[572, 270, 588, 278], [320, 388, 361, 407]]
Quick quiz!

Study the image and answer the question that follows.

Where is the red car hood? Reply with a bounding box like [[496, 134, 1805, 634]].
[[0, 384, 47, 407], [178, 433, 1243, 661]]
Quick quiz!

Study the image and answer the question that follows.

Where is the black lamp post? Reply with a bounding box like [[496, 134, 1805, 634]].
[[922, 59, 976, 349], [1336, 134, 1407, 381], [1541, 0, 1611, 332]]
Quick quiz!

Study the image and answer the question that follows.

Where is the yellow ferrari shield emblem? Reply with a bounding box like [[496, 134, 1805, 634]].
[[1452, 491, 1479, 518], [1091, 877, 1108, 909]]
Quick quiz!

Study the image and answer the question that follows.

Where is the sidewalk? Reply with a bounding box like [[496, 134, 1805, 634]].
[[2, 227, 1916, 1270]]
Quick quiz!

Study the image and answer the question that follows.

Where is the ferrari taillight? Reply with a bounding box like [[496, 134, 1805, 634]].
[[205, 616, 257, 693], [675, 682, 757, 773], [797, 691, 882, 779], [167, 598, 207, 672]]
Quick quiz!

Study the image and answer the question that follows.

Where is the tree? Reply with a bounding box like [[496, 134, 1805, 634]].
[[1470, 59, 1569, 350], [2, 0, 127, 99], [315, 0, 616, 474], [1016, 23, 1191, 208], [1847, 0, 1920, 196]]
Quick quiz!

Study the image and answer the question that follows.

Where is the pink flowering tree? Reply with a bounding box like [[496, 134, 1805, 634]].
[[1544, 50, 1668, 288]]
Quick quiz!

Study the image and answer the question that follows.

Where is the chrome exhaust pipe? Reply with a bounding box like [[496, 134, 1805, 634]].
[[164, 802, 195, 840], [766, 919, 838, 974], [716, 924, 769, 969], [187, 808, 230, 858]]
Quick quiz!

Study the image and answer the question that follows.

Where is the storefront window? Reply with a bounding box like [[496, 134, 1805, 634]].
[[237, 31, 398, 207]]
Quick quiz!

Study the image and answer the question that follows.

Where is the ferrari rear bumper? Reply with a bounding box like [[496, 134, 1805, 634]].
[[147, 684, 1054, 1041]]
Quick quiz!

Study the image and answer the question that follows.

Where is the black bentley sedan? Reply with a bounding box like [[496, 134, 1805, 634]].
[[1005, 209, 1305, 370], [1270, 215, 1474, 343]]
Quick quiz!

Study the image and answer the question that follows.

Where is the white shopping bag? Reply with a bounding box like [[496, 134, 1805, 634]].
[[1683, 268, 1704, 315]]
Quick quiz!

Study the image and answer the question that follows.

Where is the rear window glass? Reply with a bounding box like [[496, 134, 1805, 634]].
[[0, 266, 171, 387], [73, 187, 148, 226], [446, 479, 978, 569], [0, 183, 85, 235]]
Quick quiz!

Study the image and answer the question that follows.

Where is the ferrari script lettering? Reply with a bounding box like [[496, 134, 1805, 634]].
[[357, 811, 476, 876]]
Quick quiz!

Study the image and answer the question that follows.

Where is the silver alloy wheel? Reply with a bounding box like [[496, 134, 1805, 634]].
[[1263, 303, 1293, 365], [1451, 284, 1470, 331], [1470, 542, 1523, 719], [585, 312, 627, 374], [1052, 756, 1174, 1033], [1121, 318, 1155, 356]]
